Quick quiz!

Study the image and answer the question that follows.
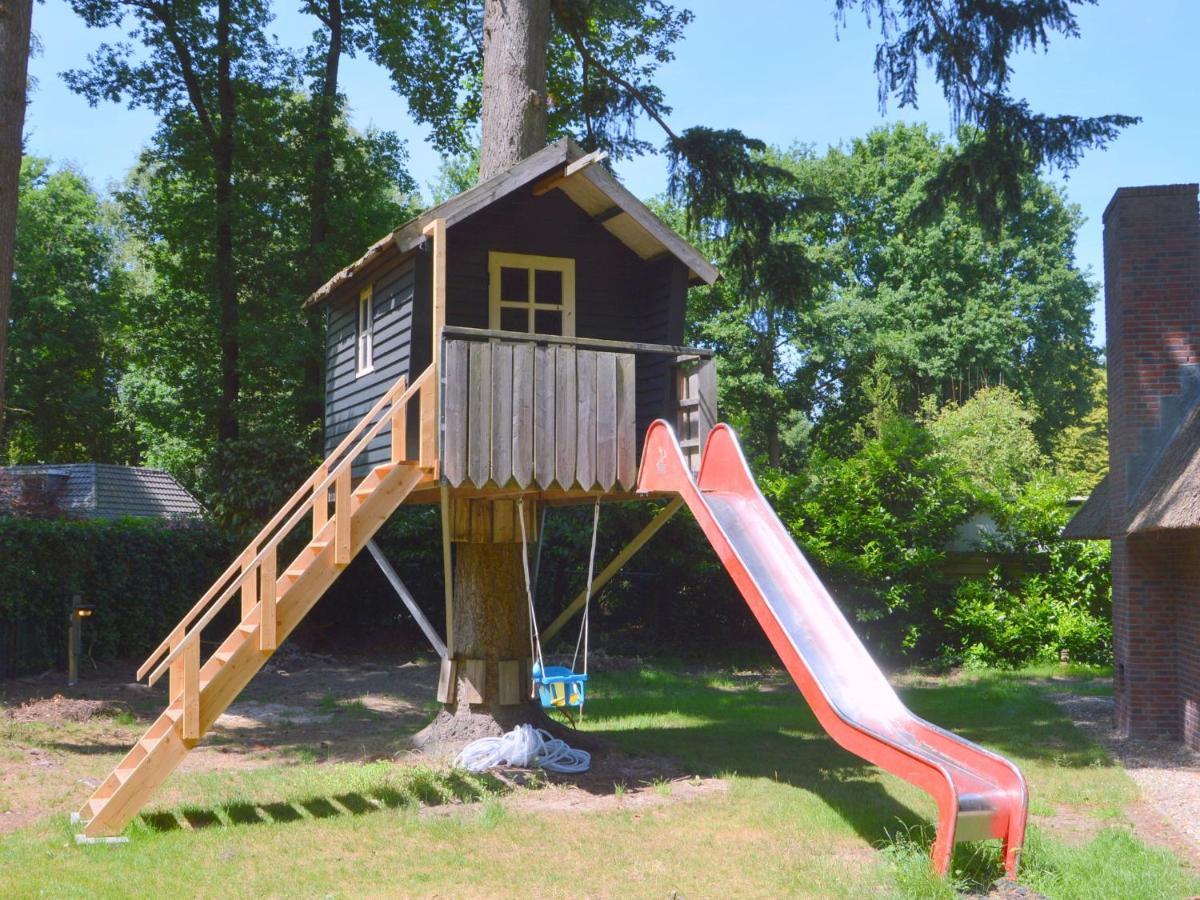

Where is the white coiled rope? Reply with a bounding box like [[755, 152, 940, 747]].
[[454, 724, 591, 774]]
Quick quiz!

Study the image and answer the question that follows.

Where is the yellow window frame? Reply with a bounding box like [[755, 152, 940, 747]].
[[487, 251, 576, 337]]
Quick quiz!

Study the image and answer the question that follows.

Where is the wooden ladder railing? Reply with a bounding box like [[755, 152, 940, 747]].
[[137, 363, 437, 703]]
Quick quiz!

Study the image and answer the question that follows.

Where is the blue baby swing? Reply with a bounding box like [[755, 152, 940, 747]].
[[518, 496, 599, 718]]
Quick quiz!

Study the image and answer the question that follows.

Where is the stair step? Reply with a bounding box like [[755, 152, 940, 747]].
[[213, 649, 235, 663], [115, 765, 137, 785], [284, 567, 307, 578]]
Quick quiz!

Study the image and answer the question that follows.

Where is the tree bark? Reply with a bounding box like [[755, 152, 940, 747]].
[[478, 0, 550, 180], [0, 0, 33, 447], [214, 0, 240, 443], [300, 0, 343, 455], [451, 539, 531, 706]]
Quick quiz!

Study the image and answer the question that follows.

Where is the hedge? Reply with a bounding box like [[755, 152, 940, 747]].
[[0, 517, 236, 675]]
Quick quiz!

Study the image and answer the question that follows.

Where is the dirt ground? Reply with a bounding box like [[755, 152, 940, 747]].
[[0, 648, 723, 834]]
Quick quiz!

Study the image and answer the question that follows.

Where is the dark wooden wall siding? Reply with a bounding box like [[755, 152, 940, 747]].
[[634, 257, 689, 444], [324, 258, 415, 475]]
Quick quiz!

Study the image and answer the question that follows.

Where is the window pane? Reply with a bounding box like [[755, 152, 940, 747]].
[[534, 309, 562, 335], [500, 306, 528, 333], [534, 269, 563, 305], [500, 266, 528, 302]]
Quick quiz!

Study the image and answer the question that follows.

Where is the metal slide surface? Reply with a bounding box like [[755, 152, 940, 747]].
[[637, 420, 1028, 875]]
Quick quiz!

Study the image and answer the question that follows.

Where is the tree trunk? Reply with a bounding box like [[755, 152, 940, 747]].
[[762, 306, 781, 467], [0, 0, 33, 448], [413, 0, 560, 752], [300, 0, 343, 456], [214, 0, 240, 443], [415, 499, 570, 754], [478, 0, 550, 180]]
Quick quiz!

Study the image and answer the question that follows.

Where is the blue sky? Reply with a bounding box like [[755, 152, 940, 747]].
[[23, 0, 1200, 345]]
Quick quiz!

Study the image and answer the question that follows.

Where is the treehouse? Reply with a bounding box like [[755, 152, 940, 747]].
[[72, 138, 721, 839], [309, 136, 720, 494]]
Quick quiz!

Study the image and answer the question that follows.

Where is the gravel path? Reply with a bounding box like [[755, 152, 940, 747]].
[[1048, 689, 1200, 868]]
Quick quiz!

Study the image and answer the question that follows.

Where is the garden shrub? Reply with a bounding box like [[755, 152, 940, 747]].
[[761, 414, 974, 661], [0, 517, 236, 675]]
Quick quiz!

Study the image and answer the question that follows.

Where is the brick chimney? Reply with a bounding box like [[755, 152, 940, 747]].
[[1102, 183, 1200, 744]]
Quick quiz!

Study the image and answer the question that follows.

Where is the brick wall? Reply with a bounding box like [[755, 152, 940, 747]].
[[1102, 184, 1200, 744], [1177, 531, 1200, 750]]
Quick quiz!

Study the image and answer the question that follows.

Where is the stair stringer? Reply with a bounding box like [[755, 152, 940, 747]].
[[80, 462, 426, 838]]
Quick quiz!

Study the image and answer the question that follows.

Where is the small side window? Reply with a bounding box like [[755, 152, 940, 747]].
[[356, 286, 374, 376]]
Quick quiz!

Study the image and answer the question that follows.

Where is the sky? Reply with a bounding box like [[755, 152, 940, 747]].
[[22, 0, 1200, 346]]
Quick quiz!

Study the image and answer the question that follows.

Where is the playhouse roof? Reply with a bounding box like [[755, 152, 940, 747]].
[[304, 138, 720, 309], [0, 464, 206, 521], [1062, 401, 1200, 539]]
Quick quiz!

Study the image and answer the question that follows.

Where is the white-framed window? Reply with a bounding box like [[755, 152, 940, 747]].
[[488, 252, 576, 337], [356, 285, 374, 376]]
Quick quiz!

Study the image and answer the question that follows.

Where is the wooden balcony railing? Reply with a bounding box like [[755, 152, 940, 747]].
[[439, 326, 716, 490]]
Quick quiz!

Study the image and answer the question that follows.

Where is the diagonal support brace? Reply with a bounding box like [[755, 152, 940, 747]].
[[541, 496, 684, 644], [366, 540, 448, 659]]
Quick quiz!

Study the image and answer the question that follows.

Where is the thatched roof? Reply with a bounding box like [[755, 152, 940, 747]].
[[1061, 400, 1200, 540], [1061, 474, 1111, 539], [304, 138, 719, 310], [1127, 404, 1200, 532]]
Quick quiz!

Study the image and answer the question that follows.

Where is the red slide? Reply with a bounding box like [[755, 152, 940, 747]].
[[637, 420, 1028, 876]]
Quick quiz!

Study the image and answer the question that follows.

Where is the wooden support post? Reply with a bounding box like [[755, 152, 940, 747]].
[[541, 496, 684, 643], [182, 639, 199, 741], [420, 374, 437, 471], [423, 217, 446, 476], [390, 378, 408, 463], [313, 465, 328, 538], [335, 467, 351, 566], [440, 485, 454, 658], [259, 544, 277, 651], [240, 546, 257, 619]]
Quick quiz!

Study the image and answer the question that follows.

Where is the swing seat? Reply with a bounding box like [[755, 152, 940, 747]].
[[532, 663, 588, 709]]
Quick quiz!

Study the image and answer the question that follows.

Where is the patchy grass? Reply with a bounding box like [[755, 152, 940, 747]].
[[1, 663, 1196, 898]]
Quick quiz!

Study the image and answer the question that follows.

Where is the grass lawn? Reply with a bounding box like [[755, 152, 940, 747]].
[[1, 663, 1197, 898]]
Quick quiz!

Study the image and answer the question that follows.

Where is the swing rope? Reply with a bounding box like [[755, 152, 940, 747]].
[[518, 496, 601, 696], [572, 498, 600, 676], [517, 497, 545, 680]]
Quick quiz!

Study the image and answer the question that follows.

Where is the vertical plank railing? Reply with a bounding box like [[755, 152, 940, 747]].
[[182, 639, 199, 740], [312, 464, 328, 538], [334, 467, 351, 566], [168, 630, 183, 705], [240, 546, 257, 618], [259, 545, 277, 651], [396, 374, 415, 460], [420, 371, 437, 470]]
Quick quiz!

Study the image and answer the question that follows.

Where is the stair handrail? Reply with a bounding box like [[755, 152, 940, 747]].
[[138, 363, 435, 685]]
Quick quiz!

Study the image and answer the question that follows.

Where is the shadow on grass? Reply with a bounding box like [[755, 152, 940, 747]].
[[574, 666, 1105, 853], [135, 770, 507, 835]]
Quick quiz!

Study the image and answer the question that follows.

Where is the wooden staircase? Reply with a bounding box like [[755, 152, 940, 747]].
[[77, 365, 437, 838]]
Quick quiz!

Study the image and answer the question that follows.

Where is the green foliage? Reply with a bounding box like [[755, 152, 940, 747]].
[[801, 124, 1099, 450], [1053, 364, 1108, 493], [0, 518, 235, 674], [5, 158, 133, 463], [113, 92, 414, 522], [836, 0, 1138, 229], [944, 471, 1112, 669], [762, 412, 974, 659], [928, 385, 1043, 500]]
